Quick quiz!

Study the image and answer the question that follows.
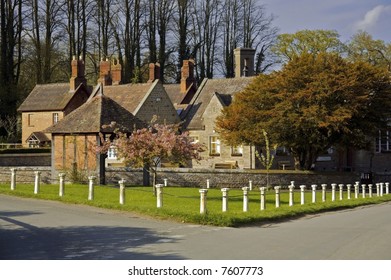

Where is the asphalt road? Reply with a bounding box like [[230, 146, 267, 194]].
[[1, 194, 391, 260]]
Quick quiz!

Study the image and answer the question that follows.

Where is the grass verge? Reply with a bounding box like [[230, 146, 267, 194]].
[[1, 183, 390, 227]]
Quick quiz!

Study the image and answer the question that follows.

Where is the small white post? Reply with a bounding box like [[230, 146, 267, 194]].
[[347, 184, 352, 200], [88, 176, 96, 201], [274, 186, 281, 208], [10, 168, 16, 190], [331, 183, 336, 201], [221, 188, 229, 212], [311, 185, 317, 203], [249, 180, 253, 191], [386, 182, 389, 195], [34, 171, 41, 194], [368, 184, 373, 198], [242, 187, 249, 212], [354, 182, 359, 199], [260, 187, 266, 211], [156, 184, 163, 208], [321, 184, 327, 202], [59, 173, 66, 197], [362, 184, 366, 198], [199, 189, 208, 214], [338, 184, 344, 201], [288, 184, 295, 206], [119, 179, 126, 205], [380, 183, 384, 197], [206, 179, 210, 189], [376, 183, 380, 197], [300, 185, 306, 205], [164, 178, 168, 187]]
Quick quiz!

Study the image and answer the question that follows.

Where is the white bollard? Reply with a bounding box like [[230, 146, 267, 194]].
[[321, 184, 327, 202], [119, 179, 126, 205], [376, 183, 380, 197], [288, 184, 295, 206], [347, 184, 352, 200], [221, 188, 229, 212], [156, 184, 163, 208], [10, 168, 16, 191], [88, 176, 96, 201], [386, 182, 389, 195], [362, 184, 366, 198], [249, 180, 253, 191], [164, 178, 168, 187], [331, 183, 336, 201], [34, 171, 41, 194], [260, 187, 266, 210], [311, 185, 317, 203], [242, 187, 249, 212], [368, 184, 373, 198], [206, 179, 210, 189], [338, 184, 344, 201], [380, 183, 384, 197], [300, 185, 306, 205], [199, 189, 208, 214], [274, 186, 281, 208], [354, 182, 359, 199], [59, 173, 66, 197]]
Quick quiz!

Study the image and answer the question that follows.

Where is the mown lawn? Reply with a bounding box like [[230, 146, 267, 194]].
[[1, 182, 390, 227]]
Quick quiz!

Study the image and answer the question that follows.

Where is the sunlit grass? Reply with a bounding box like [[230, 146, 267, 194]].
[[1, 183, 390, 227]]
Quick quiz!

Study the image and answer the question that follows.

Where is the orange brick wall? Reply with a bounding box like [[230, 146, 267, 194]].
[[21, 111, 64, 147]]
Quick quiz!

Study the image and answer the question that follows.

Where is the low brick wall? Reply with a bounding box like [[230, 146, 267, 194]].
[[1, 166, 390, 188], [0, 167, 51, 184], [0, 153, 51, 166], [106, 167, 377, 188]]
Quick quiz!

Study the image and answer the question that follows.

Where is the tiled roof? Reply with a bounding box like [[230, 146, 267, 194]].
[[44, 95, 146, 134], [184, 77, 253, 129], [164, 84, 183, 104], [102, 82, 154, 114], [18, 83, 83, 112]]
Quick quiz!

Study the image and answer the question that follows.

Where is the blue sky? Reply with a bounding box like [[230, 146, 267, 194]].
[[261, 0, 391, 43]]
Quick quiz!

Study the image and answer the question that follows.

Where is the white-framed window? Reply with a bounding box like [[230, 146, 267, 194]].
[[231, 145, 243, 156], [376, 130, 391, 153], [210, 136, 220, 156], [53, 113, 59, 124], [107, 146, 118, 159]]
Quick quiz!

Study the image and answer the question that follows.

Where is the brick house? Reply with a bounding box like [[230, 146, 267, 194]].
[[18, 57, 91, 147], [45, 92, 146, 184]]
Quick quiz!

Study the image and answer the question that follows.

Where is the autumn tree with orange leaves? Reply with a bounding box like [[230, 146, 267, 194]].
[[216, 52, 391, 170]]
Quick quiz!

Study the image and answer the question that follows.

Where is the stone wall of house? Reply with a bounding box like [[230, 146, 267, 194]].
[[0, 154, 51, 167], [135, 82, 180, 124]]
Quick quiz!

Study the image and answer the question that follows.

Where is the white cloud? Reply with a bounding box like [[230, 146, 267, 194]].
[[354, 5, 391, 31]]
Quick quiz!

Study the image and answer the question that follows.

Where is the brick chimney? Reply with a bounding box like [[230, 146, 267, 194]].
[[180, 59, 195, 94], [111, 59, 122, 85], [98, 58, 112, 86], [148, 63, 160, 83], [70, 55, 87, 91], [234, 48, 255, 77]]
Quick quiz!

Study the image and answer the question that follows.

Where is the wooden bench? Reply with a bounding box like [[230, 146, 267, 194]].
[[214, 162, 237, 169], [278, 161, 291, 170]]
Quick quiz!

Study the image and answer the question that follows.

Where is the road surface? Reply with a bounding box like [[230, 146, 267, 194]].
[[1, 194, 391, 259]]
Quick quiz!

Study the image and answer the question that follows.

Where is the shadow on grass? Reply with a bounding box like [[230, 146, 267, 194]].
[[0, 210, 183, 260]]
